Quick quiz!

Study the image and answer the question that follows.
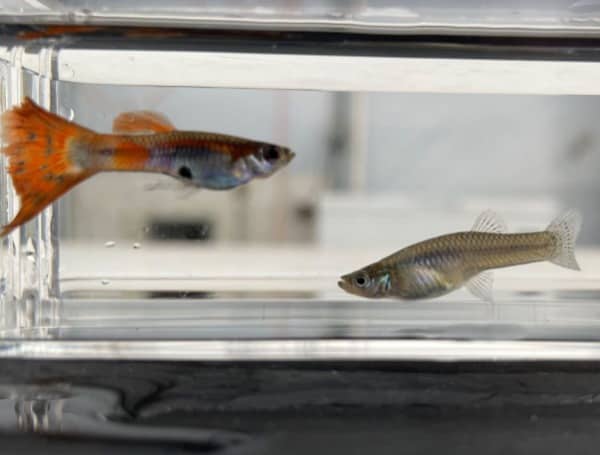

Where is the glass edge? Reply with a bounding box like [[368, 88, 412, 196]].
[[3, 15, 600, 38], [2, 339, 600, 361]]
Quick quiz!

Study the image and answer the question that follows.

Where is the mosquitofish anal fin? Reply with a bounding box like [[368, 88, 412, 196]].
[[471, 210, 508, 233], [466, 271, 494, 302], [0, 97, 96, 236], [546, 209, 582, 271], [112, 111, 175, 134]]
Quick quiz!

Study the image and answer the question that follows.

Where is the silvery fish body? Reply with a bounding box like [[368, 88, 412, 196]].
[[338, 210, 582, 302]]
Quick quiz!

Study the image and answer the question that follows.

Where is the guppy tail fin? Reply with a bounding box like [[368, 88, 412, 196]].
[[0, 98, 95, 236], [546, 209, 583, 271]]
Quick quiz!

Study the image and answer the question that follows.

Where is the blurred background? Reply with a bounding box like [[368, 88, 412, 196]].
[[56, 85, 600, 250]]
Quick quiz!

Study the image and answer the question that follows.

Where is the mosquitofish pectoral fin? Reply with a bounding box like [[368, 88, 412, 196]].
[[407, 266, 456, 299], [546, 209, 582, 271], [466, 271, 494, 303], [472, 210, 507, 233]]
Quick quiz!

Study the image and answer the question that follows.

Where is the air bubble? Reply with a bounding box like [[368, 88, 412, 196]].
[[104, 241, 116, 248], [68, 108, 74, 121], [101, 279, 110, 285], [132, 242, 141, 249]]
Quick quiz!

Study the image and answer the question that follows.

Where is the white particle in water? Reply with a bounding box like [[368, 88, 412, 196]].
[[101, 279, 110, 285], [132, 242, 141, 249], [104, 241, 116, 248], [24, 238, 35, 258]]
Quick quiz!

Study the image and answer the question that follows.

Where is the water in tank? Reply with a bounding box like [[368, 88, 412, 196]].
[[1, 1, 600, 361]]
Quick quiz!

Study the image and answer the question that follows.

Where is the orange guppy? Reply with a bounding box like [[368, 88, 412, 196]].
[[0, 98, 294, 236]]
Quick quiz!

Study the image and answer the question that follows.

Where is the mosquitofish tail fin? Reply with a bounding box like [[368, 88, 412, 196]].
[[546, 209, 583, 271], [0, 97, 96, 236]]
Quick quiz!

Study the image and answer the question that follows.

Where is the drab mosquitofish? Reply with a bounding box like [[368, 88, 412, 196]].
[[0, 98, 294, 236], [338, 210, 582, 302]]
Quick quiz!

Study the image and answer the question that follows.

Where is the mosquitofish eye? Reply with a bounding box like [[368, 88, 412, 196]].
[[178, 166, 193, 179], [354, 273, 370, 288]]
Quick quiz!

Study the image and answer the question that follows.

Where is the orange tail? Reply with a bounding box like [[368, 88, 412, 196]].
[[0, 98, 96, 236]]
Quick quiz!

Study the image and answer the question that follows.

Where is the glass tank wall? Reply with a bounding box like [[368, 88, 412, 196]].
[[3, 1, 600, 36], [2, 27, 600, 360]]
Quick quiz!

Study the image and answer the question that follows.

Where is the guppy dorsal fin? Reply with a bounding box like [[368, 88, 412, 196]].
[[472, 210, 507, 233], [112, 110, 175, 134], [466, 271, 494, 302]]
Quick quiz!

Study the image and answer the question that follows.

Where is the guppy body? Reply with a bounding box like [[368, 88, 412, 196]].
[[0, 98, 294, 235], [338, 210, 581, 302], [87, 130, 288, 190]]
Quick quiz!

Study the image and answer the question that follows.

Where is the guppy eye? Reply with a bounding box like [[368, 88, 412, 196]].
[[354, 273, 370, 288], [263, 146, 280, 162], [178, 166, 193, 179]]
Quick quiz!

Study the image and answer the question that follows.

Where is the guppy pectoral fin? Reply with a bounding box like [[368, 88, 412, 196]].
[[466, 271, 494, 303], [472, 210, 507, 233]]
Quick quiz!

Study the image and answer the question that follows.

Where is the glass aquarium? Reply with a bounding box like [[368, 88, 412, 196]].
[[2, 2, 600, 361]]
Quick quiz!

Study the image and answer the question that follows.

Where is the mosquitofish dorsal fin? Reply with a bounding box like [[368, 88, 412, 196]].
[[112, 111, 175, 134], [466, 271, 494, 302], [471, 210, 508, 233], [546, 209, 582, 271]]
